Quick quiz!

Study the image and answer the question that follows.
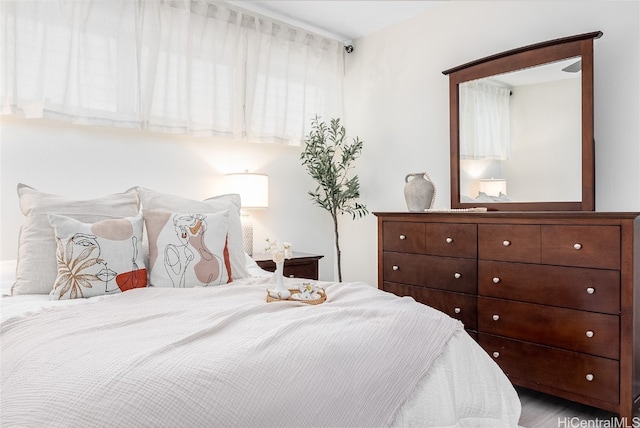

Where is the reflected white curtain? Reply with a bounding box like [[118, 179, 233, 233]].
[[459, 80, 511, 160], [0, 0, 344, 145]]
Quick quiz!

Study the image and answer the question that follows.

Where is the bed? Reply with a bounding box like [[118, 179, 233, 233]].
[[0, 184, 521, 427]]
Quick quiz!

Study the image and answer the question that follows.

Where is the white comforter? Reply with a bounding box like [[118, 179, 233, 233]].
[[0, 272, 521, 427]]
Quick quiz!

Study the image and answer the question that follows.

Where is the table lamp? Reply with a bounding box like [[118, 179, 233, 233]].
[[225, 171, 269, 255]]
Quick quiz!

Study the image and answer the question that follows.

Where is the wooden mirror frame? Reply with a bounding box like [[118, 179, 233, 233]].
[[443, 31, 602, 211]]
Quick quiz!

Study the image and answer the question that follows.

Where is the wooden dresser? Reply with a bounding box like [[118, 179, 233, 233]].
[[375, 211, 640, 421]]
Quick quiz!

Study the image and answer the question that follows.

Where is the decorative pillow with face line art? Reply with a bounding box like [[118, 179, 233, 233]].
[[48, 213, 147, 300], [134, 187, 248, 280], [143, 209, 232, 288]]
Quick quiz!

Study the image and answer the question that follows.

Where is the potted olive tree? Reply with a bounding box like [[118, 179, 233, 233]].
[[300, 116, 368, 282]]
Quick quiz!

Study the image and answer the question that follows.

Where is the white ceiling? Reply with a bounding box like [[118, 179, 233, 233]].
[[489, 57, 582, 87], [227, 1, 444, 42]]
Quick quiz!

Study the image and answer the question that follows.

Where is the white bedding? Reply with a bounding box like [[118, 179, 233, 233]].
[[0, 260, 521, 427]]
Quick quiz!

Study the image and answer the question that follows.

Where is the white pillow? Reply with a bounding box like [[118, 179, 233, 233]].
[[135, 187, 249, 279], [48, 213, 147, 300], [144, 210, 232, 287], [474, 192, 493, 202], [13, 184, 140, 295]]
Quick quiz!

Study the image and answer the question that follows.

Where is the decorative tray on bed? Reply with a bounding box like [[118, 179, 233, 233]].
[[266, 288, 326, 305]]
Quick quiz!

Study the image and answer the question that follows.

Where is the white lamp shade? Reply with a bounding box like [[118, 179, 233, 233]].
[[478, 178, 507, 197], [225, 172, 269, 209]]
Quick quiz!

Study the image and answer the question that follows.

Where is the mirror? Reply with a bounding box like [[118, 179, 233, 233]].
[[443, 31, 602, 211]]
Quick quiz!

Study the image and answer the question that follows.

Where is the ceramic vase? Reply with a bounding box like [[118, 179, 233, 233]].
[[268, 261, 290, 299], [404, 172, 436, 212]]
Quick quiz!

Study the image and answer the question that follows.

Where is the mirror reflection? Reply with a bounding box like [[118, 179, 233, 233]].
[[459, 57, 582, 204]]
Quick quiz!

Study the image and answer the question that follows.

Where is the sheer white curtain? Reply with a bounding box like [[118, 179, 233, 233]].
[[459, 80, 511, 160], [0, 0, 344, 145]]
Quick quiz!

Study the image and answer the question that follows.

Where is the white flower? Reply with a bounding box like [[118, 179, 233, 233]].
[[265, 238, 293, 263], [283, 242, 293, 259], [300, 282, 314, 293], [272, 250, 285, 264]]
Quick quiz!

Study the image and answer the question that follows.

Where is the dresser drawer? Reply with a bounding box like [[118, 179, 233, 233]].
[[478, 297, 619, 359], [426, 256, 477, 294], [282, 263, 318, 280], [426, 223, 477, 258], [384, 282, 476, 329], [479, 333, 619, 404], [478, 224, 540, 263], [541, 225, 620, 269], [383, 222, 426, 253], [478, 261, 620, 314], [383, 252, 477, 293], [383, 252, 427, 286]]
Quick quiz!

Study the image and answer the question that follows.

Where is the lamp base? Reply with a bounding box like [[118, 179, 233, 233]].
[[241, 214, 253, 256]]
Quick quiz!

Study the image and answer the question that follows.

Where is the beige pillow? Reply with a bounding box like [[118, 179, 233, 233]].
[[135, 187, 249, 279], [12, 184, 140, 295]]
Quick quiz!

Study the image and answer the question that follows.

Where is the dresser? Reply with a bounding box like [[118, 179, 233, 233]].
[[375, 211, 640, 421]]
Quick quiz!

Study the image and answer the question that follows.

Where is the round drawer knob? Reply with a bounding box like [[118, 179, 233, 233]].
[[586, 330, 594, 338], [574, 243, 583, 250], [586, 287, 595, 295], [492, 277, 501, 284], [492, 314, 500, 321], [502, 240, 511, 247], [392, 265, 399, 271], [492, 352, 500, 358], [399, 235, 406, 240], [445, 237, 453, 244], [586, 373, 594, 382], [454, 272, 461, 279], [454, 307, 461, 314]]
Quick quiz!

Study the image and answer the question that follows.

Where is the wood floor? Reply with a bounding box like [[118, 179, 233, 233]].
[[517, 386, 639, 428]]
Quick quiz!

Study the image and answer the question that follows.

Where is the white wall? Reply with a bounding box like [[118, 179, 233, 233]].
[[505, 77, 582, 202], [2, 1, 639, 288], [342, 1, 640, 286], [0, 116, 338, 280]]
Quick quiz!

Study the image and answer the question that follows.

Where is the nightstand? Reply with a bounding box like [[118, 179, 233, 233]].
[[252, 252, 324, 280]]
